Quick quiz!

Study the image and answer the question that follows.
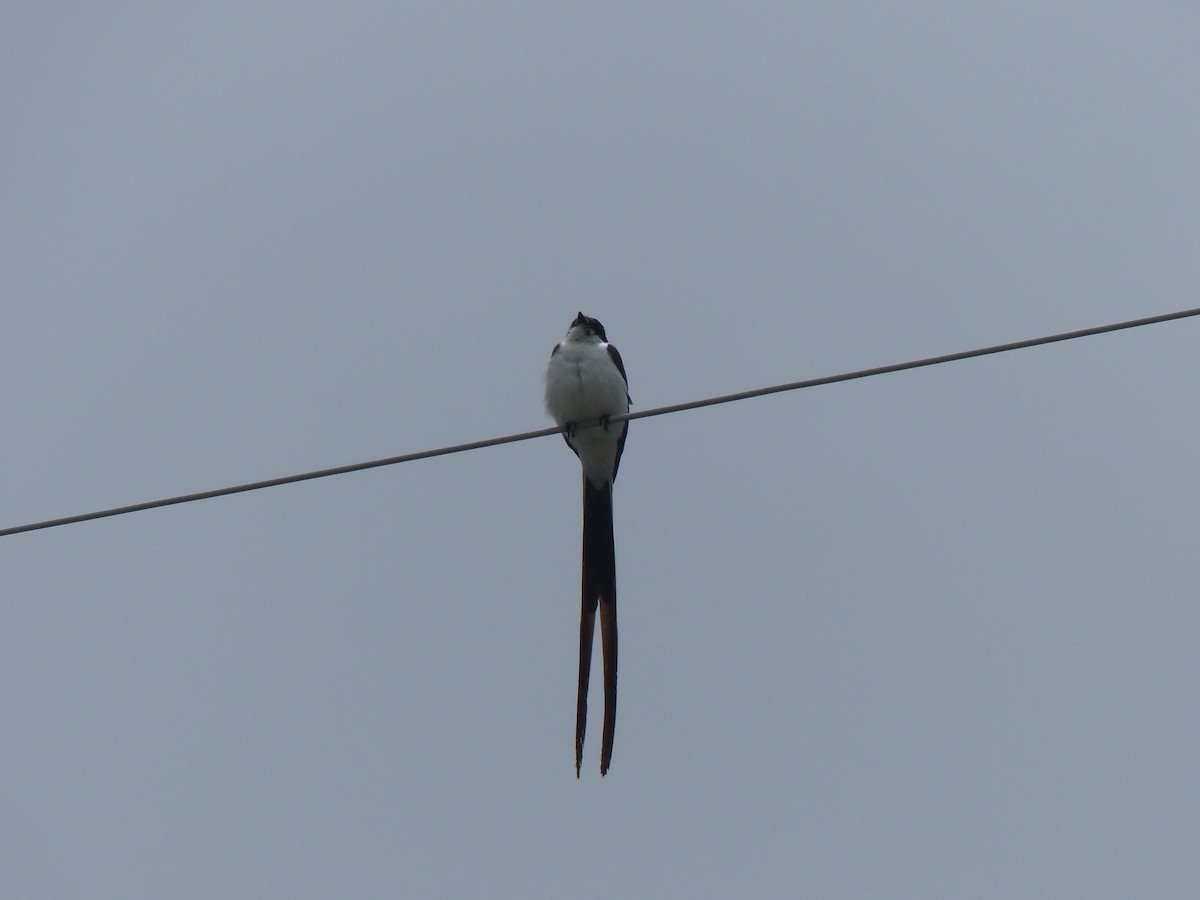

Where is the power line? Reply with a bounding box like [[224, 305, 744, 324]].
[[3, 306, 1197, 538], [620, 305, 1200, 423]]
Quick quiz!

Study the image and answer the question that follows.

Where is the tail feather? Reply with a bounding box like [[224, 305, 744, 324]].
[[578, 478, 617, 776], [575, 598, 595, 778]]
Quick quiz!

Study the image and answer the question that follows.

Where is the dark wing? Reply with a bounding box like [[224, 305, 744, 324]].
[[605, 343, 631, 482], [605, 343, 629, 393], [550, 341, 582, 459]]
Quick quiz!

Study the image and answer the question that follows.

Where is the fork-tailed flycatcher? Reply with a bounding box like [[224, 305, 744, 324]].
[[544, 312, 630, 777]]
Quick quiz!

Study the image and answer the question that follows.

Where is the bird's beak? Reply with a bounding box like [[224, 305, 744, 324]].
[[572, 311, 588, 327]]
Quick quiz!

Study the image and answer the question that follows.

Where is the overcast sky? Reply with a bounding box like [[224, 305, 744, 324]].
[[4, 3, 1200, 897]]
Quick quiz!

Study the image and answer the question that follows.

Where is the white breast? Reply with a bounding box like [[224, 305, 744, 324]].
[[545, 340, 629, 486], [545, 341, 627, 425]]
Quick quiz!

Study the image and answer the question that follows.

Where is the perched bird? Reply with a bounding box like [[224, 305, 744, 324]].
[[544, 312, 630, 776]]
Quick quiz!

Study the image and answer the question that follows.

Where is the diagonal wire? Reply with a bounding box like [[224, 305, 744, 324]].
[[616, 305, 1200, 424], [3, 306, 1197, 538]]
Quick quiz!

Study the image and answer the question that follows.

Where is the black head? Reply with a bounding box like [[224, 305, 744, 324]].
[[571, 311, 608, 342]]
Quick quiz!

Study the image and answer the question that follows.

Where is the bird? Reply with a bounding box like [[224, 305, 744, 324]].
[[544, 312, 630, 776]]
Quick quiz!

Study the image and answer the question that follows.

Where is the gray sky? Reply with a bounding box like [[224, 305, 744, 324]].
[[4, 3, 1200, 897]]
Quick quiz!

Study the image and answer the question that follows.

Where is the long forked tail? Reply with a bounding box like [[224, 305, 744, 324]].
[[577, 477, 617, 777]]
